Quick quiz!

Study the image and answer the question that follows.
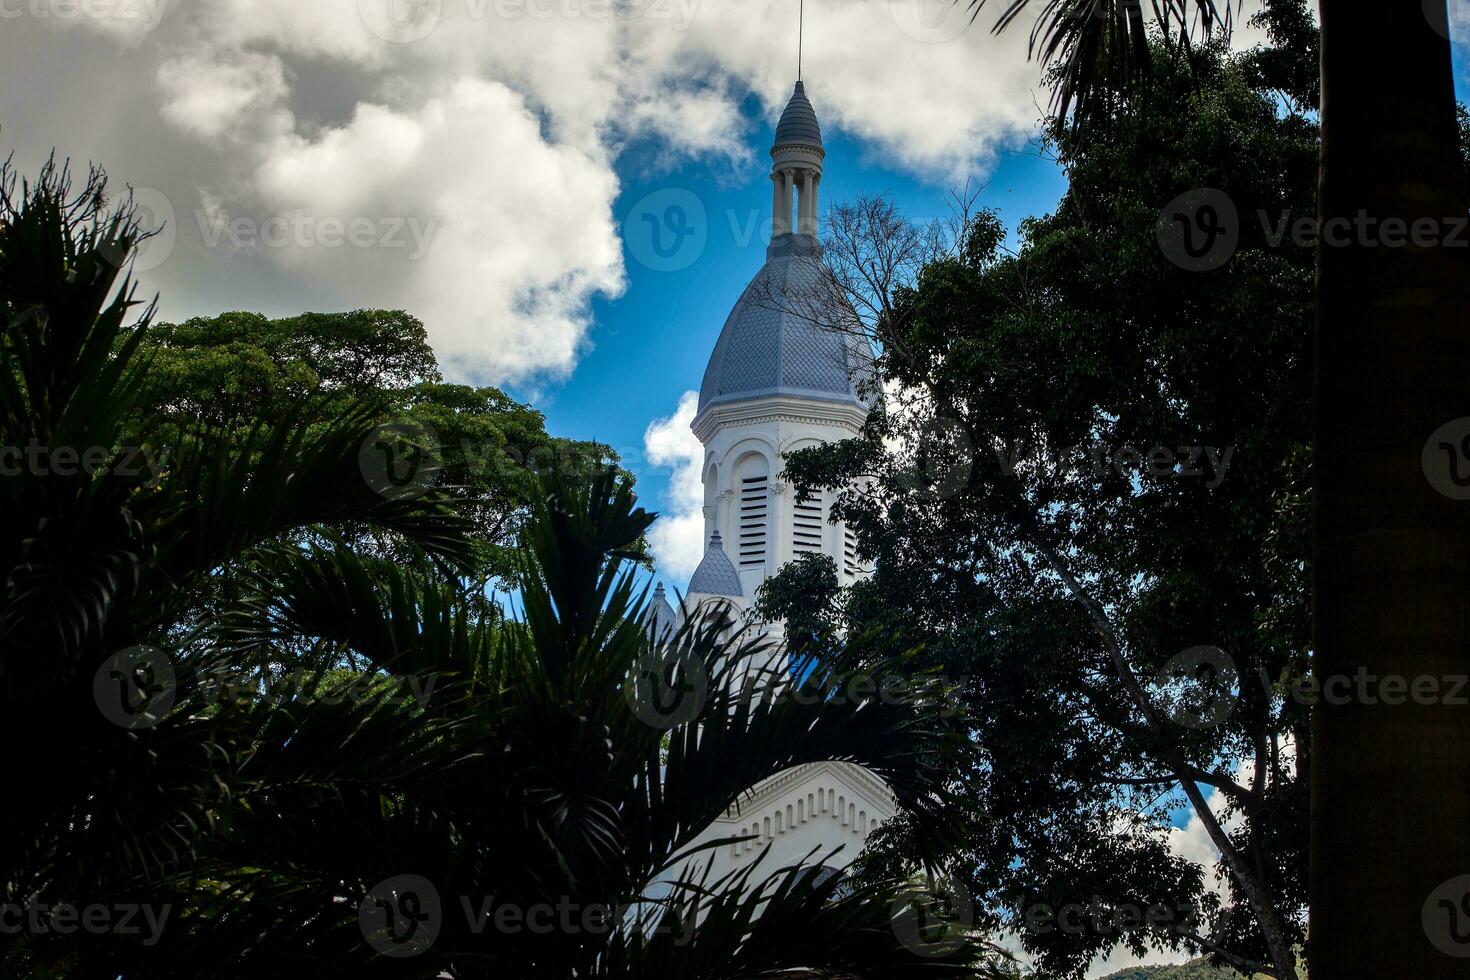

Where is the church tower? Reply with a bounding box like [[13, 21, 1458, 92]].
[[685, 80, 877, 621], [667, 79, 895, 889]]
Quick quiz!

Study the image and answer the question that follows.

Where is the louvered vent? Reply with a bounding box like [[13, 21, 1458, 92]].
[[843, 525, 861, 577], [738, 476, 769, 567], [794, 495, 824, 554]]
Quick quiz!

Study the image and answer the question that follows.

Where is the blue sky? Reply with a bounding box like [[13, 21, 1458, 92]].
[[519, 34, 1470, 588], [518, 119, 1066, 584], [4, 6, 1467, 976]]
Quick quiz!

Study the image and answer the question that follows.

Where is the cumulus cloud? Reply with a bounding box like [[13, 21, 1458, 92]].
[[0, 0, 1058, 385], [157, 48, 293, 142], [643, 390, 707, 581]]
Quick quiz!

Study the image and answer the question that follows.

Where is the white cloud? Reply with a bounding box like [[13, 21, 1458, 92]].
[[157, 47, 293, 142], [2, 0, 1055, 384], [32, 0, 173, 42], [643, 390, 707, 581], [246, 78, 625, 381]]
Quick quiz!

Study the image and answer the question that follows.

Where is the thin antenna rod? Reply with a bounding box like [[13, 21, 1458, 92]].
[[798, 0, 803, 79]]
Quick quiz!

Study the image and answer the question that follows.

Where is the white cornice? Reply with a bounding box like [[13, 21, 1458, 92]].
[[693, 395, 868, 443], [712, 761, 896, 824]]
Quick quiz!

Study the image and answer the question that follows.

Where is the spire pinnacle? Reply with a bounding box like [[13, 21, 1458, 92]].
[[798, 0, 803, 80]]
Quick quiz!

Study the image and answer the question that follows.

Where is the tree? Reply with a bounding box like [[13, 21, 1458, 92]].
[[137, 308, 621, 585], [963, 0, 1470, 973], [0, 157, 1002, 977], [771, 29, 1321, 978]]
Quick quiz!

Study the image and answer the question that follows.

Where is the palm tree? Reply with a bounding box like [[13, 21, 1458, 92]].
[[0, 159, 1001, 977], [966, 1, 1470, 976]]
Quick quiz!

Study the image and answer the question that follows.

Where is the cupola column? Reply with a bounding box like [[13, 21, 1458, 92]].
[[799, 170, 817, 236], [772, 173, 786, 237]]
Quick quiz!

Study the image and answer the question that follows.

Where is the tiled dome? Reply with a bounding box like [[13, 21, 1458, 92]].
[[773, 81, 822, 150], [697, 237, 876, 414], [687, 532, 743, 596]]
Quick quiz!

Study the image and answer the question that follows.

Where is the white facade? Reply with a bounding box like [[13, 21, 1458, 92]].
[[661, 79, 895, 891]]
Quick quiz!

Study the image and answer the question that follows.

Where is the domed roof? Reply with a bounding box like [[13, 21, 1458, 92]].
[[773, 81, 822, 150], [697, 236, 876, 415], [688, 531, 742, 597]]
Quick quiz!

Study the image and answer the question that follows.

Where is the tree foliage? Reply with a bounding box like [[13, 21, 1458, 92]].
[[0, 157, 1002, 977], [778, 27, 1325, 979]]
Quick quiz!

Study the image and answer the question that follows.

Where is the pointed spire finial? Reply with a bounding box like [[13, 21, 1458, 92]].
[[798, 0, 804, 80]]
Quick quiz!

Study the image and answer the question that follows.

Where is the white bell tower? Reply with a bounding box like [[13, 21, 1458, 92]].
[[684, 80, 876, 617], [665, 77, 895, 892]]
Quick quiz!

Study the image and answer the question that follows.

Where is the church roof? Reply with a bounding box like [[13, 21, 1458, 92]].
[[773, 80, 822, 150], [643, 582, 679, 644], [687, 531, 743, 597], [697, 236, 876, 414]]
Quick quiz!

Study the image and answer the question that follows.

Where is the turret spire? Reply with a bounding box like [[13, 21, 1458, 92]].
[[769, 78, 825, 243]]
